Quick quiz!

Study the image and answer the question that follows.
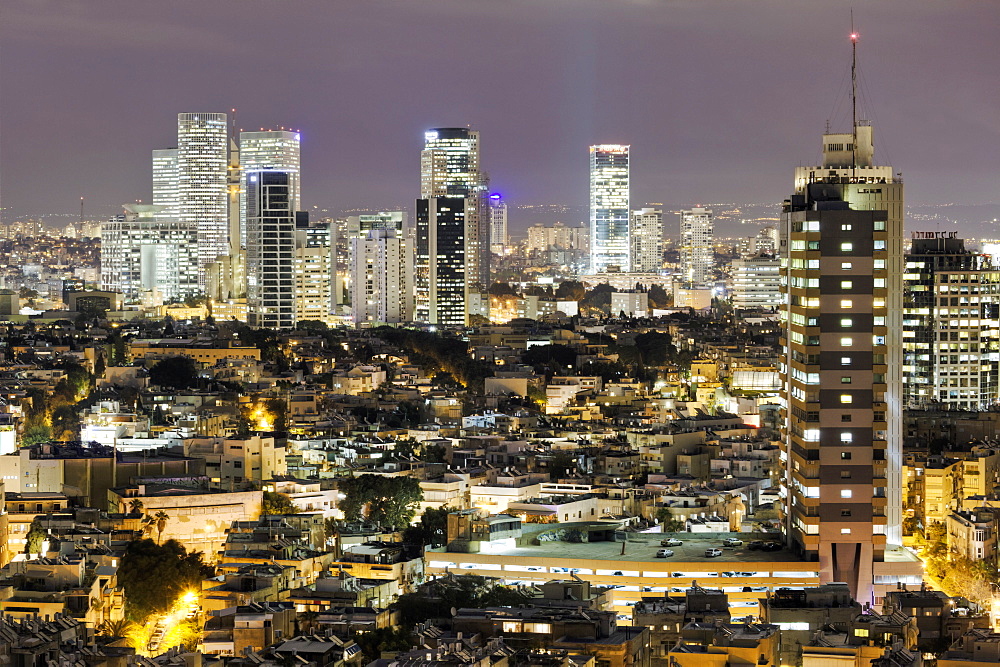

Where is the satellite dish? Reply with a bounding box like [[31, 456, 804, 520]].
[[450, 607, 457, 617]]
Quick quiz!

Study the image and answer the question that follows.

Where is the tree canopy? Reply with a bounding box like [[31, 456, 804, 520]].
[[148, 356, 199, 389], [338, 474, 423, 529], [261, 491, 298, 516], [118, 539, 213, 621]]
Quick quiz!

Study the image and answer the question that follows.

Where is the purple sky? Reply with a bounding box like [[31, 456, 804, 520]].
[[1, 0, 998, 222]]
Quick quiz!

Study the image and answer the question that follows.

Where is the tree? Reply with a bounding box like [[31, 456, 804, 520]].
[[338, 475, 423, 529], [262, 491, 297, 516], [394, 576, 532, 626], [352, 627, 414, 663], [128, 499, 144, 515], [148, 356, 199, 389], [153, 511, 170, 544], [555, 280, 586, 301], [548, 450, 578, 478], [97, 618, 138, 638], [24, 518, 46, 557], [648, 284, 670, 309], [402, 506, 450, 547], [118, 539, 213, 621], [21, 424, 52, 445]]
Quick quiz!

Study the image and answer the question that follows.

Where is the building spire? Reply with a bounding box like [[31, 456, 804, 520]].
[[850, 10, 859, 175]]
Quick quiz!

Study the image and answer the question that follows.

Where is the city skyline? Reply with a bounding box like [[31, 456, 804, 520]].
[[1, 1, 998, 222]]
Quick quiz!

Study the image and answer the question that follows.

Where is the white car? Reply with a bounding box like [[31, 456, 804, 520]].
[[705, 548, 723, 557], [722, 538, 743, 547], [661, 538, 683, 547], [656, 549, 674, 558]]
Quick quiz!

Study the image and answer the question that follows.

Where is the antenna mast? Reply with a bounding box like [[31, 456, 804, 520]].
[[850, 11, 858, 176]]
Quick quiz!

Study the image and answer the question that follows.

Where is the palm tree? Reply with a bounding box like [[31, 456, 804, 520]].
[[128, 498, 144, 515], [97, 618, 137, 638], [154, 511, 169, 544]]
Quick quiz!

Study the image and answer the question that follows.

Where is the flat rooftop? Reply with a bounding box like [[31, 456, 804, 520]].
[[431, 529, 807, 566]]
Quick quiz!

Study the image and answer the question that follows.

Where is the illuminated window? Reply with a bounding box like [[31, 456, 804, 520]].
[[841, 432, 853, 442], [841, 299, 853, 308], [841, 377, 852, 384], [841, 452, 852, 460], [840, 337, 853, 347], [841, 224, 852, 231], [842, 262, 853, 270], [841, 280, 853, 289], [841, 356, 851, 365], [841, 528, 852, 534], [841, 318, 853, 327], [841, 490, 852, 498], [841, 242, 853, 252]]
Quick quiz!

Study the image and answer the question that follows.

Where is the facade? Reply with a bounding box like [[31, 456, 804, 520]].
[[631, 208, 663, 273], [679, 207, 714, 286], [100, 204, 199, 302], [421, 128, 488, 291], [246, 170, 296, 329], [731, 254, 781, 310], [337, 212, 408, 308], [589, 145, 630, 273], [489, 193, 508, 254], [415, 197, 467, 326], [780, 122, 905, 603], [903, 234, 1000, 410], [350, 229, 414, 325], [240, 130, 301, 247], [527, 222, 588, 254], [151, 148, 180, 224], [176, 112, 230, 275], [294, 218, 334, 324]]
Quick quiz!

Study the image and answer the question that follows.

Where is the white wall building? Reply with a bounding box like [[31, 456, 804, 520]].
[[630, 208, 663, 273], [679, 207, 714, 286], [351, 229, 414, 324], [177, 112, 229, 276], [731, 254, 781, 309]]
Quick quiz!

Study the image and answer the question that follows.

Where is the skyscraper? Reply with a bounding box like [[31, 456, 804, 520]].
[[630, 207, 663, 273], [177, 113, 230, 276], [240, 130, 301, 245], [416, 128, 487, 324], [421, 128, 480, 198], [294, 217, 334, 324], [151, 149, 180, 224], [246, 170, 295, 329], [589, 145, 630, 273], [488, 193, 508, 255], [730, 254, 781, 310], [679, 207, 714, 286], [903, 233, 1000, 410], [780, 121, 908, 603], [351, 229, 414, 325], [415, 197, 467, 326]]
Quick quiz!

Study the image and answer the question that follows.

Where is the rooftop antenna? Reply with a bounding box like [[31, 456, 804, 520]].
[[850, 10, 859, 176]]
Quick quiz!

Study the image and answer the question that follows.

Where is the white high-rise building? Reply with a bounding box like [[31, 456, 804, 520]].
[[177, 113, 229, 276], [630, 208, 663, 273], [100, 204, 199, 302], [294, 219, 333, 324], [589, 145, 630, 273], [246, 170, 295, 329], [240, 130, 301, 247], [730, 254, 781, 310], [488, 193, 508, 255], [351, 229, 414, 325], [151, 149, 180, 224], [679, 207, 714, 286]]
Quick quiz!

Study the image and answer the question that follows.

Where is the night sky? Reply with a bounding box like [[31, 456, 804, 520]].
[[1, 0, 997, 224]]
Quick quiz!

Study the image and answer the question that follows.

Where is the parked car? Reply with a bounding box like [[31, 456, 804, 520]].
[[747, 540, 766, 550], [705, 548, 723, 557], [762, 542, 783, 552], [722, 538, 743, 547], [656, 549, 675, 558], [661, 538, 683, 547]]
